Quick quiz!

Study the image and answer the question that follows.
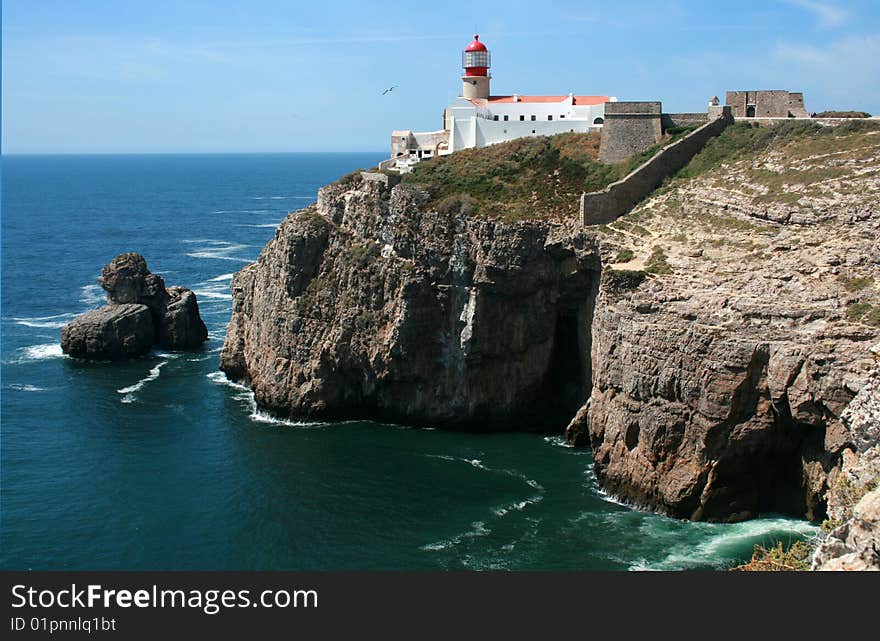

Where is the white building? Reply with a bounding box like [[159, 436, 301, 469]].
[[385, 35, 615, 171]]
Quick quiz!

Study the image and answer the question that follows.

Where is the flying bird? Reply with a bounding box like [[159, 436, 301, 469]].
[[382, 85, 398, 95]]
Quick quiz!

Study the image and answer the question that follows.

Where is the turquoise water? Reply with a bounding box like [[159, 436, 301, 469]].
[[0, 153, 816, 570]]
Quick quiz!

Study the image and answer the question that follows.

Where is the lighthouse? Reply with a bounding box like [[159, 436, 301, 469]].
[[384, 33, 616, 171], [461, 34, 491, 100]]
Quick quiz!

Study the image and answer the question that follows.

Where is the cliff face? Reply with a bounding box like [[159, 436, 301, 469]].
[[221, 123, 879, 523], [572, 122, 880, 522], [221, 175, 600, 430]]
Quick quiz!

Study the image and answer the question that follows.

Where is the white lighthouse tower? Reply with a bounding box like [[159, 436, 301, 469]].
[[461, 34, 491, 100]]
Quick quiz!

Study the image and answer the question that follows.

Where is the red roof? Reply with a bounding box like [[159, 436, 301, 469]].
[[465, 34, 487, 51], [484, 95, 610, 105]]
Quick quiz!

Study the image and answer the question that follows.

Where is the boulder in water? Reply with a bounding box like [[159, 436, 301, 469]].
[[61, 253, 208, 359], [60, 304, 155, 360]]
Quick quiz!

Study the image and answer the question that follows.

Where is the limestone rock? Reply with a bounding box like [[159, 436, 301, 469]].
[[221, 177, 600, 430], [159, 286, 209, 350], [61, 253, 208, 359], [61, 304, 155, 360]]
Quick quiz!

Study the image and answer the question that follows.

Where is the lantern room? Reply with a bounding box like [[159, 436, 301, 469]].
[[462, 35, 490, 77]]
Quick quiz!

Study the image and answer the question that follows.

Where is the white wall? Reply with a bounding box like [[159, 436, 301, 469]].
[[472, 118, 599, 148]]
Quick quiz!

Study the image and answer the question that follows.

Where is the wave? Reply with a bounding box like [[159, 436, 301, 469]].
[[237, 223, 281, 228], [20, 343, 64, 362], [420, 521, 491, 552], [80, 284, 104, 306], [543, 435, 574, 448], [208, 273, 235, 282], [184, 240, 253, 263], [7, 312, 78, 329], [629, 518, 819, 571], [206, 371, 326, 428], [118, 360, 170, 403], [193, 291, 233, 300], [7, 383, 48, 392], [423, 454, 544, 491], [491, 494, 544, 517]]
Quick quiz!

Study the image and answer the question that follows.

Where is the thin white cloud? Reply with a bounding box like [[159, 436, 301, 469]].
[[784, 0, 850, 28]]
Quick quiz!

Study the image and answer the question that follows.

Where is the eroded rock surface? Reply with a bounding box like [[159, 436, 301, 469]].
[[61, 253, 208, 359], [60, 304, 155, 360], [221, 177, 600, 429], [576, 123, 880, 522]]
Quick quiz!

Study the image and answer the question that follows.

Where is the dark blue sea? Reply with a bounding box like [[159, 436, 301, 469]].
[[0, 153, 816, 570]]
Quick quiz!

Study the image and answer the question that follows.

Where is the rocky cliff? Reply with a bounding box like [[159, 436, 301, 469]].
[[221, 122, 880, 525], [570, 122, 880, 522], [221, 175, 600, 430]]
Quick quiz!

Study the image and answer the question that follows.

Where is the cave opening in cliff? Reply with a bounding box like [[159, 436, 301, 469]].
[[533, 311, 588, 433]]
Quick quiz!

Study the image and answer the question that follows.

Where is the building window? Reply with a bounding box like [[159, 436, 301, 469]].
[[519, 115, 525, 121], [593, 117, 604, 125], [531, 115, 536, 121], [531, 130, 536, 134], [503, 129, 507, 133], [560, 114, 565, 119], [493, 115, 499, 121], [548, 115, 553, 121], [503, 115, 508, 121]]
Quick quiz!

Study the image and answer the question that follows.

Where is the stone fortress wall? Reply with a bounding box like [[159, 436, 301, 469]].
[[726, 90, 810, 118], [582, 108, 734, 226], [597, 102, 664, 164]]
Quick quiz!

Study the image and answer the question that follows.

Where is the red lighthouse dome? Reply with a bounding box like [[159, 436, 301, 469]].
[[462, 34, 490, 77]]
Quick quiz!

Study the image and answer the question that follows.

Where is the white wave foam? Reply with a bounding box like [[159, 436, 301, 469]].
[[7, 383, 47, 392], [237, 223, 281, 228], [80, 284, 104, 306], [186, 242, 253, 263], [9, 312, 76, 328], [491, 494, 544, 517], [21, 343, 64, 361], [193, 291, 233, 300], [208, 273, 235, 282], [420, 521, 491, 552], [631, 518, 819, 571], [423, 454, 545, 491], [543, 435, 574, 448], [118, 360, 169, 402], [206, 371, 325, 427]]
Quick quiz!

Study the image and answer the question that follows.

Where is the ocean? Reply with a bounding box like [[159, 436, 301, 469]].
[[0, 153, 817, 570]]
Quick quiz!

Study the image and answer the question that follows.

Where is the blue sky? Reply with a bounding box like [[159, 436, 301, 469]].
[[3, 0, 879, 153]]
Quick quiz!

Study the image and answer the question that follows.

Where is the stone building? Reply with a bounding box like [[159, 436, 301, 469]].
[[726, 90, 809, 118]]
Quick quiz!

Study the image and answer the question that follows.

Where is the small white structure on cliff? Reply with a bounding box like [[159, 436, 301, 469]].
[[385, 35, 615, 171]]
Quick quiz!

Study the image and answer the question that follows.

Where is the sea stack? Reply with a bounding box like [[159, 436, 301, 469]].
[[61, 253, 208, 360]]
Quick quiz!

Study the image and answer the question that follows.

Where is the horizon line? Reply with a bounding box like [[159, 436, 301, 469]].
[[1, 150, 388, 157]]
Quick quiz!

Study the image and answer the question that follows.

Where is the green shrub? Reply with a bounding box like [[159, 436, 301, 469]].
[[846, 302, 880, 326], [815, 111, 872, 118], [614, 248, 635, 263], [837, 274, 874, 292], [734, 541, 812, 572], [604, 269, 646, 291], [644, 246, 672, 275]]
